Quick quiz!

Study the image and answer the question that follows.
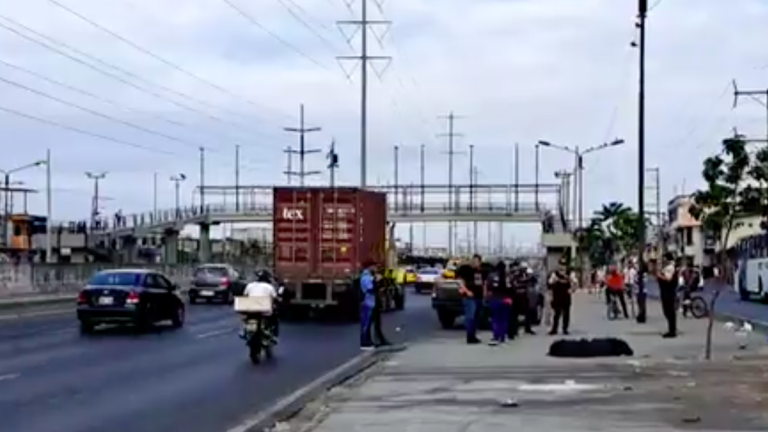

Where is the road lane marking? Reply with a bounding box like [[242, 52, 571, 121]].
[[0, 373, 20, 382], [195, 328, 234, 339], [0, 308, 72, 321]]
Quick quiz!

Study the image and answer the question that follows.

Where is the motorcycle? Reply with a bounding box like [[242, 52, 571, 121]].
[[241, 314, 275, 364], [235, 288, 281, 364]]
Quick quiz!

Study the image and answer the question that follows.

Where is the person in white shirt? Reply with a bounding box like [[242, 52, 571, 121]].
[[241, 272, 280, 337]]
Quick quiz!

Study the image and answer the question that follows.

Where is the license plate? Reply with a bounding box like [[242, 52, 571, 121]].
[[245, 321, 259, 331], [98, 296, 114, 305], [200, 291, 214, 296]]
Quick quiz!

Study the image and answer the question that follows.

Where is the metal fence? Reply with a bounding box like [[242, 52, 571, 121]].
[[0, 263, 202, 299]]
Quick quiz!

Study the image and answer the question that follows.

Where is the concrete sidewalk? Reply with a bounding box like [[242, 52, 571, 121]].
[[279, 293, 768, 432]]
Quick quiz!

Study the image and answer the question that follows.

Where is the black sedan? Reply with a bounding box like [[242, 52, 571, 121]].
[[188, 264, 247, 304], [76, 269, 186, 334]]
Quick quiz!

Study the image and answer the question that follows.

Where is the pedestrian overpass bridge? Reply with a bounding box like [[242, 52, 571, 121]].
[[45, 183, 573, 263], [60, 183, 563, 236]]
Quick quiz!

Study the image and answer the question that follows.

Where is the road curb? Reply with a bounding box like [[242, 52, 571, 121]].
[[227, 344, 407, 432], [0, 295, 75, 311]]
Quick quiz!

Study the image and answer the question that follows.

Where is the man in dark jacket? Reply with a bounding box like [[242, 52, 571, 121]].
[[509, 263, 536, 337]]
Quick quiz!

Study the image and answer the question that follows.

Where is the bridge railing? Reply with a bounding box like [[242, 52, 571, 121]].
[[49, 201, 554, 235]]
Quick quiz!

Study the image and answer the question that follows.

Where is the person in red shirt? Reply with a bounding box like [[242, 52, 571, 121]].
[[605, 265, 629, 319]]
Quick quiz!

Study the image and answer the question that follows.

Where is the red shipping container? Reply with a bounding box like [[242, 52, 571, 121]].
[[273, 187, 387, 284]]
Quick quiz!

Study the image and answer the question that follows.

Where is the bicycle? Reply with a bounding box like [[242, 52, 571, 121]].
[[606, 292, 621, 320], [679, 287, 709, 319]]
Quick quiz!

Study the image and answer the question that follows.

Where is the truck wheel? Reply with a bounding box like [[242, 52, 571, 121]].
[[437, 310, 455, 329]]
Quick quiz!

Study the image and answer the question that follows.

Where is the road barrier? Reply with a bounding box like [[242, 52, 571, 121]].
[[0, 263, 201, 300]]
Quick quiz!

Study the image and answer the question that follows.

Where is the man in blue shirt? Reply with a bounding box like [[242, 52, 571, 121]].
[[359, 261, 377, 350]]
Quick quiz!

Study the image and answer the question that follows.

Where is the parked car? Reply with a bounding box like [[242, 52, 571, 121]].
[[76, 269, 185, 334], [414, 267, 440, 294], [188, 264, 247, 304]]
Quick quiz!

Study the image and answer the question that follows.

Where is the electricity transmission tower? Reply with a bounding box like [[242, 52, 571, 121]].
[[337, 0, 391, 188], [283, 104, 322, 186]]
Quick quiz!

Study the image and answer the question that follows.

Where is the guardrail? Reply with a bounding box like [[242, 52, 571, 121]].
[[0, 263, 201, 299]]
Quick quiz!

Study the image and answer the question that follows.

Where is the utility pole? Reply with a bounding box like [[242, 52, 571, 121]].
[[45, 149, 52, 262], [85, 171, 107, 226], [327, 139, 339, 187], [633, 0, 648, 323], [199, 147, 205, 214], [393, 145, 400, 211], [534, 143, 540, 212], [555, 170, 575, 263], [733, 80, 768, 144], [153, 171, 158, 216], [171, 174, 186, 216], [420, 144, 426, 252], [646, 167, 662, 253], [419, 144, 425, 212], [284, 146, 294, 185], [438, 111, 464, 256], [514, 142, 520, 212], [283, 104, 322, 186], [235, 144, 240, 212], [468, 144, 474, 212], [337, 0, 391, 188], [472, 166, 479, 253]]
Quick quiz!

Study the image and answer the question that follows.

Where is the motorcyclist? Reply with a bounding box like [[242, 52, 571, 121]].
[[241, 271, 281, 339]]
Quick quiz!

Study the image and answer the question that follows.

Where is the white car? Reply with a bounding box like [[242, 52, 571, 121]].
[[415, 268, 441, 294]]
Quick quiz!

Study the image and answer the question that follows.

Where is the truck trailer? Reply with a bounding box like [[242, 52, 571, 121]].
[[273, 187, 404, 320]]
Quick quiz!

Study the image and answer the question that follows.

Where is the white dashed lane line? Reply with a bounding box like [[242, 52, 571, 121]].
[[195, 328, 235, 339], [0, 373, 20, 382]]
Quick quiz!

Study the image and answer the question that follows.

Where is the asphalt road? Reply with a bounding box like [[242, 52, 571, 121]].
[[645, 280, 768, 325], [0, 290, 437, 432]]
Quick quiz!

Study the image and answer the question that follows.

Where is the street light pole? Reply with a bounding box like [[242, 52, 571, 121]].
[[45, 149, 52, 263], [539, 138, 624, 280], [171, 174, 187, 217], [85, 172, 107, 227]]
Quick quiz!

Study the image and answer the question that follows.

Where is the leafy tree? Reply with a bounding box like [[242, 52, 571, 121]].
[[688, 134, 750, 360], [575, 201, 647, 267]]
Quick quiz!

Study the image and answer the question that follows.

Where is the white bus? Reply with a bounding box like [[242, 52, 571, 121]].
[[734, 233, 768, 302]]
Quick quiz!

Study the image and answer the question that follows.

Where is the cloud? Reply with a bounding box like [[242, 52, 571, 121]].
[[0, 0, 766, 251]]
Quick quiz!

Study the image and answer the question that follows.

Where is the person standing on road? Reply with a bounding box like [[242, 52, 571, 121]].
[[548, 258, 573, 335], [656, 253, 678, 338], [486, 261, 511, 346], [457, 254, 485, 345], [369, 268, 391, 347], [509, 262, 536, 337], [605, 265, 630, 319], [359, 261, 377, 350]]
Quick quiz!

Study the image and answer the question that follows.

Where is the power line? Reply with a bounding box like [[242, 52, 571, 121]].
[[42, 0, 294, 123], [0, 15, 278, 142], [0, 105, 173, 155], [274, 0, 345, 53], [219, 0, 330, 70], [0, 75, 210, 152], [0, 58, 261, 161], [337, 0, 392, 187]]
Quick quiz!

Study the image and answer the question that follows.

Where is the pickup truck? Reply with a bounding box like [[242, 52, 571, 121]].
[[431, 276, 545, 329]]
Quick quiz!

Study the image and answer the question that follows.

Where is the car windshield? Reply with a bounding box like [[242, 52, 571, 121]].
[[195, 267, 228, 278], [88, 272, 142, 286], [419, 269, 439, 275]]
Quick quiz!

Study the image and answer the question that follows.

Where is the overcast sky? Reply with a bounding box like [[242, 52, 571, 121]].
[[0, 0, 767, 250]]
